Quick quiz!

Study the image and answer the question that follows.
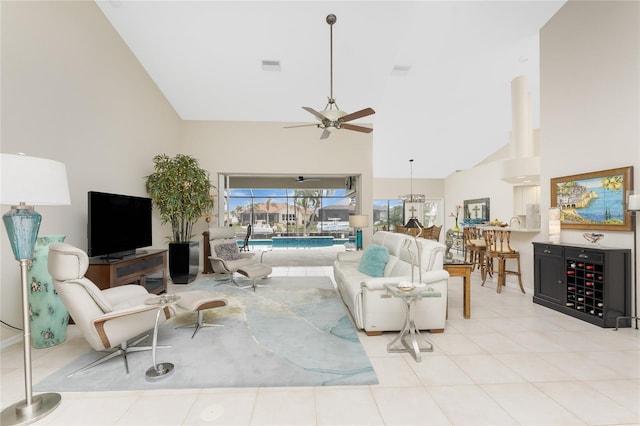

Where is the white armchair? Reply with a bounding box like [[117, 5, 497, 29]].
[[48, 243, 168, 375], [207, 227, 256, 283]]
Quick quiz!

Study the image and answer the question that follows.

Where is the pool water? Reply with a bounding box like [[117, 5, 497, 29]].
[[238, 236, 354, 248]]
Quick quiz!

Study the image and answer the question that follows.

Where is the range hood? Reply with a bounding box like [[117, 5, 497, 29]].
[[501, 75, 540, 185]]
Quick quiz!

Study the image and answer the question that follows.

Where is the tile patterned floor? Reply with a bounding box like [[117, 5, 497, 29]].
[[1, 255, 639, 425]]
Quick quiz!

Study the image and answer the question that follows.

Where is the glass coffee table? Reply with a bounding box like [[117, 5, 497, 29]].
[[384, 283, 441, 362], [144, 294, 180, 381]]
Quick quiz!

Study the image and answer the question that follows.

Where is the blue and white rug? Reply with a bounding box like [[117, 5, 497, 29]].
[[35, 276, 378, 391]]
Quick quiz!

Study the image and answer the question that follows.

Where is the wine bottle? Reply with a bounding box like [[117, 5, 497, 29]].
[[570, 262, 577, 268], [576, 305, 584, 310], [568, 286, 576, 291], [598, 312, 603, 317], [598, 275, 603, 280], [597, 302, 603, 307], [586, 290, 594, 296], [585, 265, 594, 270], [577, 297, 584, 302], [586, 273, 594, 278], [589, 309, 595, 315], [566, 302, 575, 307], [567, 270, 575, 275], [577, 262, 584, 267], [585, 282, 594, 287]]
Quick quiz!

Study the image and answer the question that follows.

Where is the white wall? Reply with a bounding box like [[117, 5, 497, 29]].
[[441, 1, 639, 298], [540, 0, 639, 311], [180, 119, 374, 243], [0, 1, 181, 345]]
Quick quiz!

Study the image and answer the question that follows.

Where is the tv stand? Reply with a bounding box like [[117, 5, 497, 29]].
[[87, 249, 167, 295]]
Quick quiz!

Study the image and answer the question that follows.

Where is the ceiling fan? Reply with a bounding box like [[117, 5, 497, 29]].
[[295, 176, 319, 183], [287, 14, 375, 140]]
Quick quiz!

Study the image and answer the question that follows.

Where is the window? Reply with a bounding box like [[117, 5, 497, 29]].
[[226, 187, 355, 237]]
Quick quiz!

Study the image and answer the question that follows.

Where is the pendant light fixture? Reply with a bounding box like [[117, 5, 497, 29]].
[[401, 159, 424, 228]]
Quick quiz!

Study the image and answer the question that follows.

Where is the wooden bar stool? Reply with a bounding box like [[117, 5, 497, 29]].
[[483, 229, 525, 293], [464, 226, 490, 282]]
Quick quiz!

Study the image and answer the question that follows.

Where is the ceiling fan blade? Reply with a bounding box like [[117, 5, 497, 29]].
[[340, 107, 375, 123], [320, 129, 331, 139], [284, 124, 319, 129], [296, 176, 320, 182], [342, 123, 373, 134], [302, 106, 326, 121]]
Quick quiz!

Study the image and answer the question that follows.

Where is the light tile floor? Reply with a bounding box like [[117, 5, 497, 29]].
[[2, 262, 639, 425]]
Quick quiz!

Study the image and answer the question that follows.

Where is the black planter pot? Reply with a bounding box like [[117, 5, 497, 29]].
[[169, 241, 199, 284]]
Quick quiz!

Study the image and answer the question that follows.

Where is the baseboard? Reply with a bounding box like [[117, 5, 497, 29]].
[[1, 334, 22, 351]]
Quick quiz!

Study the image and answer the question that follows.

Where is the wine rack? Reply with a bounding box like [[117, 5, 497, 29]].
[[533, 243, 630, 328]]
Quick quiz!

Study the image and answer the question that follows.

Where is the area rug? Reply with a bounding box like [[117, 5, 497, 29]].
[[34, 276, 377, 391]]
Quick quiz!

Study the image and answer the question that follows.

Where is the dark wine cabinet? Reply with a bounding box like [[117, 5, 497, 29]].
[[533, 242, 631, 328]]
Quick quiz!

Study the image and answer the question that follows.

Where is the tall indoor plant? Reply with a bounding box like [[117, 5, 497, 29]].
[[145, 154, 214, 284]]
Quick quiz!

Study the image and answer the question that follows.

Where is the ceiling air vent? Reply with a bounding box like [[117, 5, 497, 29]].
[[261, 60, 281, 71]]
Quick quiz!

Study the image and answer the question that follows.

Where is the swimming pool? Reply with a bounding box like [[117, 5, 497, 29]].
[[239, 236, 354, 248]]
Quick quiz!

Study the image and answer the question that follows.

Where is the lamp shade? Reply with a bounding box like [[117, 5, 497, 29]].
[[1, 153, 70, 206], [349, 215, 369, 228], [548, 207, 561, 244], [405, 217, 423, 229], [628, 194, 640, 211]]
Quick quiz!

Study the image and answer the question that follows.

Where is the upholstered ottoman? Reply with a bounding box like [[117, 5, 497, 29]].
[[175, 290, 227, 338], [237, 263, 272, 291]]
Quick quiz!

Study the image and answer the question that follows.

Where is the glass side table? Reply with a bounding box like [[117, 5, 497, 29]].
[[384, 283, 442, 362], [144, 294, 180, 381]]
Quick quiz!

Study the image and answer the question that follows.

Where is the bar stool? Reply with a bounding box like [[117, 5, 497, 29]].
[[464, 226, 490, 281], [483, 229, 525, 294]]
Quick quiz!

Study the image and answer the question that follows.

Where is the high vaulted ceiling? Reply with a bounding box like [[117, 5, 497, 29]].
[[96, 0, 565, 179]]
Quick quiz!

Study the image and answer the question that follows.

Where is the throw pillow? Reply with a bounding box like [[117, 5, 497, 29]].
[[358, 243, 389, 277], [214, 242, 241, 261]]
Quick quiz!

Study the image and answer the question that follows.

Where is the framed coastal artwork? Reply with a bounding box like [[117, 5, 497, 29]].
[[550, 166, 634, 231]]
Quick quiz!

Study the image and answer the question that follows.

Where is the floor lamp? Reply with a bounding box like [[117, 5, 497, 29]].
[[404, 218, 423, 283], [616, 193, 640, 330], [1, 153, 70, 425]]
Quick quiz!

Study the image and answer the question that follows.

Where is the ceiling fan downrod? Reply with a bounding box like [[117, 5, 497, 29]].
[[327, 13, 337, 111]]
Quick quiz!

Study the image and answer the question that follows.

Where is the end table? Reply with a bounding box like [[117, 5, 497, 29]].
[[384, 283, 442, 362]]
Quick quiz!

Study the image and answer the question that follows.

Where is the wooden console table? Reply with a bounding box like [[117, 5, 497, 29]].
[[86, 250, 167, 295], [443, 261, 472, 319]]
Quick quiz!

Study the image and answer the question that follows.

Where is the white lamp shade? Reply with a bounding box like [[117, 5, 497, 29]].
[[1, 153, 70, 205], [548, 207, 561, 243], [628, 194, 640, 211], [349, 215, 369, 228]]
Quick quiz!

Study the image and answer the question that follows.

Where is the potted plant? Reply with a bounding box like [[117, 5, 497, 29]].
[[145, 154, 215, 284]]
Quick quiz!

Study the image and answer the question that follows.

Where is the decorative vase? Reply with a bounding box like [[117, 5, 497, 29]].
[[453, 218, 460, 233], [169, 241, 199, 284], [27, 235, 69, 348]]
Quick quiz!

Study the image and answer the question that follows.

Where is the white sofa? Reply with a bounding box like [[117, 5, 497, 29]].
[[333, 231, 449, 335]]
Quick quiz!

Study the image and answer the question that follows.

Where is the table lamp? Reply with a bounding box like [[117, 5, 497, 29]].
[[349, 215, 368, 250], [1, 153, 70, 425], [548, 207, 561, 244]]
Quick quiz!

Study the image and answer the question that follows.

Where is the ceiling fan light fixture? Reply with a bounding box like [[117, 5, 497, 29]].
[[321, 109, 347, 121]]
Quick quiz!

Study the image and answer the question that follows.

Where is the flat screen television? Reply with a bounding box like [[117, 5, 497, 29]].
[[88, 191, 152, 258]]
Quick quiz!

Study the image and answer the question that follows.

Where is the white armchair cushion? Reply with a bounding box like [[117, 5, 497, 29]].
[[214, 242, 241, 261]]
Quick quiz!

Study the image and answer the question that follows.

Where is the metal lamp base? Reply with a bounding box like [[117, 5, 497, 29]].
[[1, 393, 61, 426]]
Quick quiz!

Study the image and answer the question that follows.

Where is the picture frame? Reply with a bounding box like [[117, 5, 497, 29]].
[[463, 198, 490, 222], [550, 166, 634, 231]]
